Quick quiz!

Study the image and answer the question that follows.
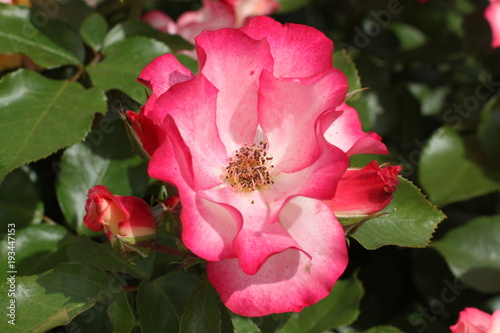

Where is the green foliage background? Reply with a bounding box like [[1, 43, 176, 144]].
[[0, 0, 499, 332]]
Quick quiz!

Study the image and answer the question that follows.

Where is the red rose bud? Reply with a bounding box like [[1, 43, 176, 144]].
[[325, 161, 402, 216], [84, 185, 157, 256]]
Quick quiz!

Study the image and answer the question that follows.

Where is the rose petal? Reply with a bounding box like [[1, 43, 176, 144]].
[[196, 28, 274, 151], [258, 68, 348, 174], [207, 197, 348, 317], [240, 16, 334, 78], [138, 53, 194, 121], [200, 186, 303, 275], [323, 103, 388, 156], [154, 74, 227, 190]]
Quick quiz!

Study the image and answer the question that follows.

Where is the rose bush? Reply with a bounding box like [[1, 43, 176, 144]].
[[127, 16, 397, 316], [450, 308, 500, 333], [84, 185, 157, 255]]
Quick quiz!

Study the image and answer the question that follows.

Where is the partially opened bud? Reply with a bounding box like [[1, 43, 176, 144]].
[[324, 161, 402, 216], [84, 185, 157, 256]]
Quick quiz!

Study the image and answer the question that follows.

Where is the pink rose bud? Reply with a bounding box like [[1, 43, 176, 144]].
[[84, 185, 157, 255], [450, 308, 500, 333]]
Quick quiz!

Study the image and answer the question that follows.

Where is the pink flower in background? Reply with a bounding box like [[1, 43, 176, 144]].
[[485, 0, 500, 48], [221, 0, 280, 26], [127, 16, 396, 316], [84, 185, 157, 250], [450, 308, 500, 333], [142, 0, 279, 44]]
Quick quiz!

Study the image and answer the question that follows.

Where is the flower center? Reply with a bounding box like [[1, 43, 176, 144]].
[[224, 141, 274, 191]]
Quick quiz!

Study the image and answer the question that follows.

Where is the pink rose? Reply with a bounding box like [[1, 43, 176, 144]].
[[142, 0, 279, 44], [128, 16, 391, 316], [450, 308, 500, 333], [485, 0, 500, 48], [84, 185, 157, 253]]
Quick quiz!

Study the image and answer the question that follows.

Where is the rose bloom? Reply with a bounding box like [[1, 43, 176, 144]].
[[127, 16, 396, 316], [485, 0, 500, 48], [84, 185, 157, 250], [450, 308, 500, 333], [142, 0, 279, 44]]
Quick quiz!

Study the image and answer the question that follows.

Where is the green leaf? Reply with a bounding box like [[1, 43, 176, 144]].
[[179, 278, 223, 333], [0, 69, 106, 181], [432, 215, 500, 293], [334, 49, 362, 98], [277, 0, 312, 13], [137, 271, 200, 333], [0, 4, 81, 67], [0, 262, 123, 333], [108, 289, 136, 333], [67, 235, 151, 280], [87, 36, 170, 104], [252, 313, 293, 333], [103, 20, 192, 52], [79, 12, 108, 51], [277, 275, 363, 333], [389, 22, 427, 51], [478, 94, 500, 160], [419, 126, 500, 206], [0, 224, 72, 282], [345, 178, 445, 249], [354, 326, 402, 333], [232, 315, 261, 333], [55, 117, 148, 234], [36, 17, 85, 64], [408, 83, 449, 117], [0, 168, 43, 230]]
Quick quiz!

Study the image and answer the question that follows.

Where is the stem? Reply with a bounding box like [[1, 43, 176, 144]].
[[153, 243, 186, 257]]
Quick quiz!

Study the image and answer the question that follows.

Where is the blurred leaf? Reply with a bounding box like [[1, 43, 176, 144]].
[[277, 0, 312, 13], [56, 118, 148, 234], [67, 235, 150, 280], [0, 262, 123, 333], [37, 18, 85, 64], [137, 271, 200, 333], [419, 126, 500, 206], [103, 20, 192, 52], [278, 275, 363, 333], [80, 12, 108, 51], [478, 94, 500, 160], [65, 302, 114, 333], [346, 178, 445, 249], [232, 315, 261, 333], [0, 168, 43, 230], [0, 69, 106, 181], [253, 313, 293, 333], [0, 224, 71, 282], [0, 3, 81, 67], [179, 278, 224, 333], [30, 0, 94, 31], [433, 215, 500, 293], [108, 289, 135, 333], [389, 22, 427, 51], [87, 36, 170, 104], [408, 83, 449, 117], [355, 326, 402, 333]]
